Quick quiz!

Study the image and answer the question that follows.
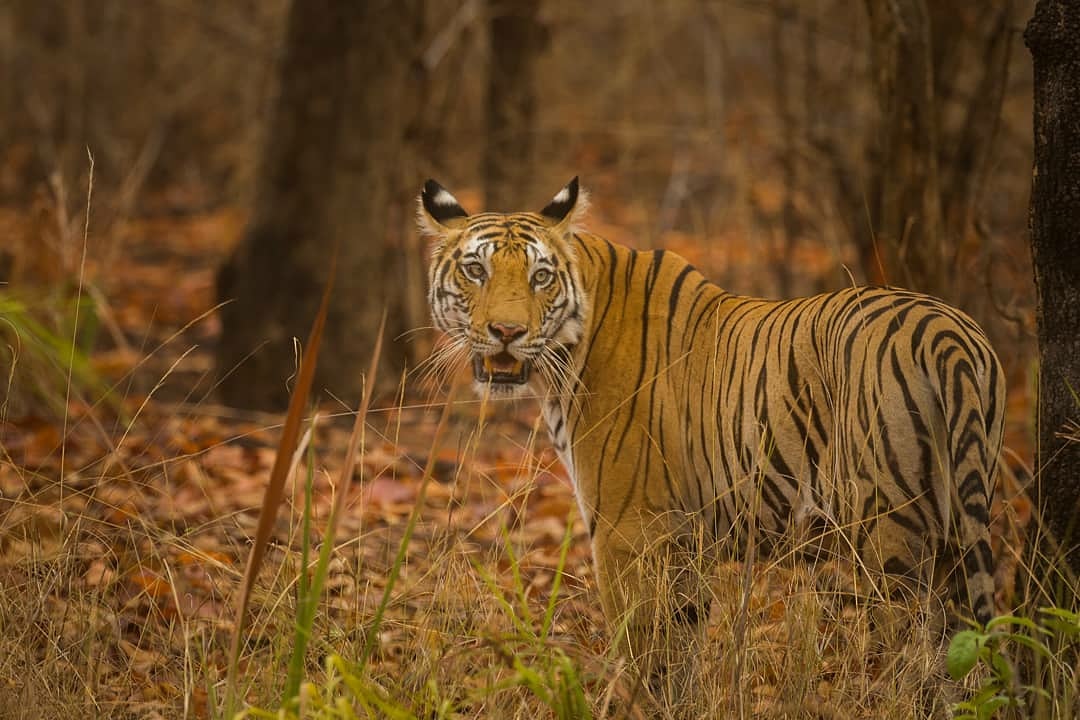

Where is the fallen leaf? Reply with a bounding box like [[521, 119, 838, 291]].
[[362, 475, 418, 510], [119, 639, 168, 674], [129, 568, 172, 600]]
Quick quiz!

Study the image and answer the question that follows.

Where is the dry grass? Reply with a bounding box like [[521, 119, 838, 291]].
[[5, 373, 1065, 720]]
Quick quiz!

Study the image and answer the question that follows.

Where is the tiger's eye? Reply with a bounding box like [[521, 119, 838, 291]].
[[532, 269, 553, 287], [464, 262, 487, 281]]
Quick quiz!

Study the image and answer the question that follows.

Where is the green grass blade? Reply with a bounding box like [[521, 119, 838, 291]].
[[542, 516, 575, 640], [471, 556, 532, 638], [283, 439, 318, 704]]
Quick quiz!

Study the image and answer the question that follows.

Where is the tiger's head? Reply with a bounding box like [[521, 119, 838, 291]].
[[417, 178, 590, 397]]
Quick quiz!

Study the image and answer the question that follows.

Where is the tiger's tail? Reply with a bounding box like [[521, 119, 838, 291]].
[[945, 350, 1003, 627]]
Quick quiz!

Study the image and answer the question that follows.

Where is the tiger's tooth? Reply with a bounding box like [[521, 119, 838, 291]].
[[512, 361, 523, 373], [483, 356, 494, 373]]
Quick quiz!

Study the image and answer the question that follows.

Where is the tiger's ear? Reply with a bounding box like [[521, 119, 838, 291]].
[[417, 179, 469, 237], [539, 177, 589, 230]]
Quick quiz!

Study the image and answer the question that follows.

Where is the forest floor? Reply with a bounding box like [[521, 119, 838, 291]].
[[0, 191, 1037, 719]]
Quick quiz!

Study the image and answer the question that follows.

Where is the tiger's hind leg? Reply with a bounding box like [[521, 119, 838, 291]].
[[949, 458, 998, 628], [855, 511, 951, 642], [852, 506, 969, 719]]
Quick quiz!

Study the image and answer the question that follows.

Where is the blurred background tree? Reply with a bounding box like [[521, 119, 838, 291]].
[[214, 0, 425, 411], [485, 0, 547, 210]]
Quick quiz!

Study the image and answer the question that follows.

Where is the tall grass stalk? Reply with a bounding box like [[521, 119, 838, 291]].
[[284, 440, 318, 704]]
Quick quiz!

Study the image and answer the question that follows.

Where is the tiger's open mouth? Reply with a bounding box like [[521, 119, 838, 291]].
[[473, 352, 530, 385]]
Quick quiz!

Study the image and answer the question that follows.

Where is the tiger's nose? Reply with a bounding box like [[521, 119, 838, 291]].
[[488, 322, 527, 344]]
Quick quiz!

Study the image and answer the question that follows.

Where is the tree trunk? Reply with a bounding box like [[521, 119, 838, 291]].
[[216, 0, 424, 411], [863, 0, 944, 296], [484, 0, 546, 211], [1025, 0, 1080, 578]]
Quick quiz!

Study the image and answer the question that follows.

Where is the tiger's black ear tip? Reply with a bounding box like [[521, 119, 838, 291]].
[[540, 176, 581, 222], [561, 177, 580, 203], [421, 179, 468, 222], [420, 179, 444, 212]]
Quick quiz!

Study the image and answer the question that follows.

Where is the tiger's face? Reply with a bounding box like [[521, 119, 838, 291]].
[[418, 178, 589, 397]]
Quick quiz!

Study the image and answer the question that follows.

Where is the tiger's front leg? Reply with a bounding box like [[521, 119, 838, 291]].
[[592, 515, 710, 712]]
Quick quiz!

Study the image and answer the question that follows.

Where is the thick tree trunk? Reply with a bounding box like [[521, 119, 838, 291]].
[[864, 0, 944, 295], [1025, 0, 1080, 578], [216, 0, 423, 411], [484, 0, 546, 211]]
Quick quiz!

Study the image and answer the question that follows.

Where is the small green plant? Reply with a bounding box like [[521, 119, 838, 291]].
[[947, 608, 1080, 719], [0, 290, 104, 418], [239, 654, 445, 720], [487, 642, 590, 720], [473, 520, 592, 720]]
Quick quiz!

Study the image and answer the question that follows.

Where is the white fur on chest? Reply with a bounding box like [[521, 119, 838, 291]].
[[541, 398, 589, 527]]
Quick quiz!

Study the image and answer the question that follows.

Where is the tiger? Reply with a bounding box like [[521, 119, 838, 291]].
[[417, 176, 1004, 704]]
